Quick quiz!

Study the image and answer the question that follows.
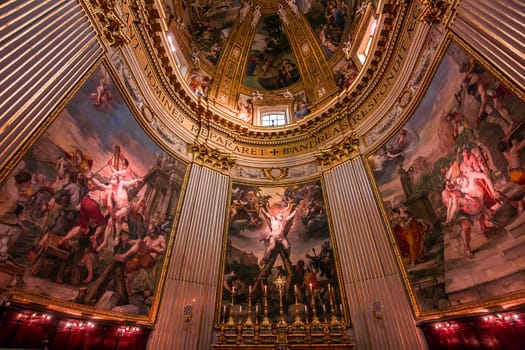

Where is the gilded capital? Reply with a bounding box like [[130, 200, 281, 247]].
[[314, 133, 360, 170], [88, 0, 129, 47], [417, 0, 451, 25], [192, 142, 237, 174]]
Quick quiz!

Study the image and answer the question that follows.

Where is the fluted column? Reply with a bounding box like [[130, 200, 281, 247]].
[[451, 0, 524, 91], [0, 0, 102, 169], [323, 157, 427, 350], [147, 164, 229, 350]]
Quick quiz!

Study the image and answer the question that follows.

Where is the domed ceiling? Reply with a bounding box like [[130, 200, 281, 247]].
[[165, 0, 369, 125]]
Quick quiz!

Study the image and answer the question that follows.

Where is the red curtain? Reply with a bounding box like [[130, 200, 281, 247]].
[[0, 308, 150, 350], [421, 310, 525, 350]]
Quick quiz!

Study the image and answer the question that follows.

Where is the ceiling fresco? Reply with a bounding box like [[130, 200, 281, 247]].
[[243, 14, 300, 91], [167, 0, 368, 124]]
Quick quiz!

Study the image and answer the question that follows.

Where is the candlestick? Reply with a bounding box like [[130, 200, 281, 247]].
[[227, 287, 236, 326], [328, 286, 339, 327], [245, 289, 253, 327], [278, 282, 286, 326], [293, 287, 303, 327], [227, 304, 235, 327], [261, 285, 270, 328], [310, 287, 321, 327]]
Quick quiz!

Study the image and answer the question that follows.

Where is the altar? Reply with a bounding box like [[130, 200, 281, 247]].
[[212, 276, 354, 349]]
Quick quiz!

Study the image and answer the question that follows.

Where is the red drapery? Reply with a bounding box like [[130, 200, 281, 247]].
[[0, 308, 150, 350]]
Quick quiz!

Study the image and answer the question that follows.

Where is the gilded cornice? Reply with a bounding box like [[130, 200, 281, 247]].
[[191, 142, 237, 174], [126, 1, 399, 144], [314, 133, 360, 170], [97, 0, 435, 164], [87, 0, 130, 47]]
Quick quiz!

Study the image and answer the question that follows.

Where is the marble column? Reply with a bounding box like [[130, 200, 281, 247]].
[[0, 0, 102, 167], [147, 164, 229, 349], [323, 157, 427, 350]]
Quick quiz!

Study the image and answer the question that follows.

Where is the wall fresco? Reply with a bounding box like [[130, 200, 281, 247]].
[[0, 64, 187, 319], [369, 40, 525, 313]]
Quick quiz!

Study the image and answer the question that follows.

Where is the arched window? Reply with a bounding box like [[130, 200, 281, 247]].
[[261, 112, 286, 127]]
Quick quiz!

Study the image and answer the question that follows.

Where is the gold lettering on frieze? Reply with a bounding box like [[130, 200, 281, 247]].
[[314, 133, 360, 170]]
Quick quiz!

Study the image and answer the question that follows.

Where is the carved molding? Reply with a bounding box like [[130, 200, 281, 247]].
[[88, 0, 129, 47], [418, 0, 451, 25], [191, 142, 236, 173], [262, 167, 289, 181], [314, 133, 360, 170]]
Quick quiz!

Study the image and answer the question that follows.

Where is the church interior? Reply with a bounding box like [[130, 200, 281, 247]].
[[0, 0, 524, 349]]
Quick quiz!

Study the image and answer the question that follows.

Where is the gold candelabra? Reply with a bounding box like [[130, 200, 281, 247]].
[[293, 285, 303, 327], [215, 283, 353, 346], [274, 275, 287, 326], [328, 284, 340, 327], [261, 284, 271, 328], [227, 288, 236, 327], [245, 286, 253, 327], [309, 284, 321, 327]]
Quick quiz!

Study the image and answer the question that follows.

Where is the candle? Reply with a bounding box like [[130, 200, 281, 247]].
[[322, 304, 326, 313], [264, 285, 267, 294], [309, 283, 313, 292], [249, 285, 252, 295], [240, 305, 242, 312], [304, 305, 308, 314], [256, 305, 259, 313], [224, 305, 226, 314], [340, 304, 343, 314], [328, 284, 331, 293], [294, 284, 297, 295], [232, 286, 235, 294]]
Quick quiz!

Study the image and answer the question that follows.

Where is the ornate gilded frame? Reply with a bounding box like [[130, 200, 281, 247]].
[[0, 58, 192, 326], [215, 175, 351, 328], [365, 32, 525, 320]]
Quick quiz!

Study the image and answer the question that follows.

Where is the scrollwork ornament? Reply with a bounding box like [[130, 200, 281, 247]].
[[314, 133, 360, 170], [418, 0, 451, 25], [88, 0, 130, 47], [262, 167, 289, 181], [192, 142, 236, 173]]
